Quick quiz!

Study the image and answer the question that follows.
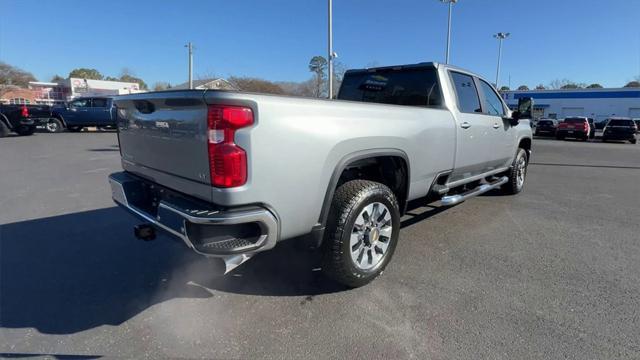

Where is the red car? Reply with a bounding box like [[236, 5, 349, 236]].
[[556, 117, 592, 141]]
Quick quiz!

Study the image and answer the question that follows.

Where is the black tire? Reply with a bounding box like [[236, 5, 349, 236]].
[[322, 180, 400, 288], [630, 139, 637, 144], [556, 134, 564, 140], [67, 126, 83, 132], [0, 119, 9, 138], [501, 148, 529, 195], [15, 125, 35, 136], [46, 118, 64, 133]]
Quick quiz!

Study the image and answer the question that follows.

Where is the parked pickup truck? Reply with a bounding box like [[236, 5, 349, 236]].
[[0, 103, 52, 137], [109, 62, 533, 287], [50, 96, 117, 132]]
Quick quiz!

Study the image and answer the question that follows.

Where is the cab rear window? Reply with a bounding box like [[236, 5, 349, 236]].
[[338, 68, 443, 108], [607, 119, 635, 126], [564, 118, 587, 124]]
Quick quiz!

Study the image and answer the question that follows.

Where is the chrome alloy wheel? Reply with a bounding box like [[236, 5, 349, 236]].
[[46, 120, 59, 133], [516, 155, 527, 189], [350, 202, 393, 270]]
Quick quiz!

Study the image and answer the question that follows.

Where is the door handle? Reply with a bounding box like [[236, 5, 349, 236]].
[[493, 123, 501, 129], [460, 122, 471, 129]]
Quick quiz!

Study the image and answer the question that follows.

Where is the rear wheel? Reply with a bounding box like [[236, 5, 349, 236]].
[[15, 125, 35, 136], [46, 118, 64, 133], [501, 148, 528, 195], [322, 180, 400, 288], [631, 139, 637, 144], [67, 126, 83, 132]]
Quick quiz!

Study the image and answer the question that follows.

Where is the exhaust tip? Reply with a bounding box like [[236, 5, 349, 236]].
[[134, 224, 156, 241]]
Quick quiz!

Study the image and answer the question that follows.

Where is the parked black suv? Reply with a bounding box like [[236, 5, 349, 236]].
[[534, 119, 557, 136], [602, 118, 637, 144]]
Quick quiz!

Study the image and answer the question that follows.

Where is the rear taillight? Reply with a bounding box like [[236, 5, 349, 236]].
[[20, 105, 29, 118], [207, 105, 254, 188]]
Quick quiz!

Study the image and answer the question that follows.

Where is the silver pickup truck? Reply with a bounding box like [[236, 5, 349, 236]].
[[109, 62, 533, 287]]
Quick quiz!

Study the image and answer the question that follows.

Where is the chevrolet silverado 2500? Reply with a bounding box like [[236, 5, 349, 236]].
[[109, 62, 533, 287]]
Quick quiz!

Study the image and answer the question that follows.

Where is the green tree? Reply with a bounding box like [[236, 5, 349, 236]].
[[499, 86, 510, 91], [624, 81, 640, 88], [535, 84, 546, 90], [68, 68, 103, 80], [561, 83, 580, 89], [50, 74, 65, 83], [308, 56, 328, 97], [586, 83, 603, 89], [0, 62, 37, 87], [517, 85, 529, 91], [119, 74, 148, 89]]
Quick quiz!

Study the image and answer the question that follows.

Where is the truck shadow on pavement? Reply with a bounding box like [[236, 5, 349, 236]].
[[0, 207, 344, 335], [1, 201, 452, 335]]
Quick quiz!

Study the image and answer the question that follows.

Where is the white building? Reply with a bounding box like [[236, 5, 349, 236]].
[[64, 78, 143, 99], [502, 88, 640, 121]]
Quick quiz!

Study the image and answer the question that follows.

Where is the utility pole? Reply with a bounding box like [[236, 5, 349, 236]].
[[185, 42, 194, 89], [440, 0, 458, 64], [328, 0, 334, 99], [493, 32, 510, 88]]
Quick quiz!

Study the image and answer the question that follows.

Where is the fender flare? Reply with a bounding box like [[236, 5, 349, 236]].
[[310, 148, 410, 247]]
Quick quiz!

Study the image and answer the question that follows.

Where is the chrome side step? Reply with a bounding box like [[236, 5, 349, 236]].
[[440, 176, 508, 206]]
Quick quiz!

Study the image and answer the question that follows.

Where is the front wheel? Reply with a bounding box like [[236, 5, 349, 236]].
[[322, 180, 400, 288], [67, 126, 83, 132], [501, 148, 529, 195], [46, 118, 64, 133], [631, 139, 637, 144]]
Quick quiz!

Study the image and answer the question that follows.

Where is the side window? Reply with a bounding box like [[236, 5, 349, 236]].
[[478, 80, 506, 116], [70, 99, 89, 108], [450, 72, 482, 113], [92, 98, 107, 107]]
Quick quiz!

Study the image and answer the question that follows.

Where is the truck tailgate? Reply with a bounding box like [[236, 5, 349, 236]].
[[114, 91, 211, 185]]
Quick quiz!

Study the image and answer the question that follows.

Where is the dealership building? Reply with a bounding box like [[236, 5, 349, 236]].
[[0, 78, 142, 106], [502, 87, 640, 121]]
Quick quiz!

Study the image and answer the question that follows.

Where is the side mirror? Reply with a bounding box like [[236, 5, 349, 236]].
[[517, 97, 533, 119], [509, 111, 521, 126]]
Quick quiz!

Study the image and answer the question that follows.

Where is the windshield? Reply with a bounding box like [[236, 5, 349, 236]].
[[338, 67, 443, 107]]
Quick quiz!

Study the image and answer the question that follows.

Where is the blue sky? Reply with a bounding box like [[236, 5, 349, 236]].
[[1, 0, 639, 88]]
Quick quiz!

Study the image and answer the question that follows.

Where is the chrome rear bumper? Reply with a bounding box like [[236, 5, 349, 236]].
[[108, 172, 279, 258]]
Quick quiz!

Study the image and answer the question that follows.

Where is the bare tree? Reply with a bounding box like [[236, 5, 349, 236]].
[[228, 76, 285, 95], [309, 56, 328, 98], [535, 84, 546, 90], [153, 82, 171, 91], [0, 62, 37, 86]]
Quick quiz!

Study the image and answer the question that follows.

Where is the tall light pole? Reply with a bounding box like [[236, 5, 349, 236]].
[[440, 0, 457, 64], [493, 32, 510, 88], [185, 42, 194, 89], [328, 0, 334, 99]]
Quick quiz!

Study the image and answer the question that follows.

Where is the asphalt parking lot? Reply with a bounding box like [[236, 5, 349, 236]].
[[1, 133, 639, 359]]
